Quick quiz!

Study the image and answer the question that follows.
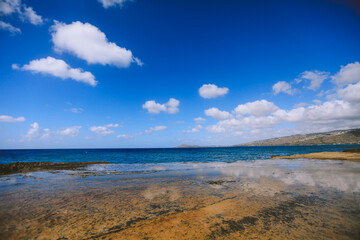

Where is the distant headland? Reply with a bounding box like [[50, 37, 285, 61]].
[[177, 128, 360, 148]]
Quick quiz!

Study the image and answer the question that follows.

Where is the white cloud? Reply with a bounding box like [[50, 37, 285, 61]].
[[0, 0, 43, 30], [332, 62, 360, 86], [166, 98, 180, 114], [205, 107, 232, 120], [117, 125, 167, 138], [207, 99, 360, 135], [234, 100, 278, 117], [142, 100, 166, 114], [199, 84, 229, 99], [205, 62, 360, 140], [98, 0, 129, 8], [338, 81, 360, 103], [0, 0, 20, 15], [133, 57, 144, 67], [207, 115, 283, 133], [16, 57, 97, 86], [51, 21, 141, 68], [142, 98, 180, 114], [277, 100, 359, 126], [0, 20, 21, 34], [70, 107, 84, 113], [194, 117, 206, 123], [24, 122, 50, 140], [144, 125, 167, 134], [20, 6, 43, 25], [117, 134, 130, 139], [90, 126, 114, 136], [0, 115, 25, 122], [23, 123, 86, 141], [298, 70, 329, 91], [105, 123, 120, 128], [90, 123, 120, 136], [183, 125, 202, 133], [57, 126, 81, 137], [25, 122, 39, 139], [272, 81, 293, 95]]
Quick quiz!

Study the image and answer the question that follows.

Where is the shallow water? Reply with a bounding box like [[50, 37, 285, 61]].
[[1, 159, 360, 239]]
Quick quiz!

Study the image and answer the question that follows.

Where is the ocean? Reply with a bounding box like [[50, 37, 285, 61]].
[[0, 145, 359, 165]]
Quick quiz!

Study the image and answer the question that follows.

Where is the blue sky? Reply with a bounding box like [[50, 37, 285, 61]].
[[1, 0, 360, 149]]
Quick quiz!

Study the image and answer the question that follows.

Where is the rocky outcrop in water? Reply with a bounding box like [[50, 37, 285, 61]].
[[0, 161, 108, 175]]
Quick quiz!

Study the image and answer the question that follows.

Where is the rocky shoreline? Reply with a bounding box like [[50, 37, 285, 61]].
[[0, 161, 109, 175]]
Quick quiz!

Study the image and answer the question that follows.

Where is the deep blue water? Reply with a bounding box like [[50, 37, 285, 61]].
[[0, 145, 359, 165]]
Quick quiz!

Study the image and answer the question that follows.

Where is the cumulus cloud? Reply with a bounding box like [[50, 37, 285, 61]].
[[272, 81, 293, 95], [0, 115, 25, 122], [15, 57, 97, 86], [207, 99, 360, 135], [234, 100, 278, 117], [166, 98, 180, 114], [199, 84, 229, 99], [0, 20, 21, 34], [204, 108, 231, 120], [298, 70, 329, 91], [194, 117, 206, 123], [274, 100, 360, 124], [183, 125, 202, 133], [337, 82, 360, 103], [97, 0, 129, 8], [117, 125, 167, 138], [207, 115, 284, 133], [205, 61, 360, 139], [57, 126, 81, 137], [332, 62, 360, 86], [90, 123, 120, 136], [142, 98, 180, 114], [142, 101, 166, 114], [51, 21, 141, 68]]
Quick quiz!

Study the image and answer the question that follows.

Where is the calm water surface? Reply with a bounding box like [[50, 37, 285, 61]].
[[0, 145, 359, 165]]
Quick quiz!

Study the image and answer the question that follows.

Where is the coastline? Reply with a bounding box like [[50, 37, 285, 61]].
[[271, 150, 360, 162], [0, 161, 109, 175]]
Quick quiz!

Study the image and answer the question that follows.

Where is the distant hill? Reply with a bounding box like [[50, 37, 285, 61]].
[[235, 128, 360, 146], [176, 128, 360, 148], [176, 144, 201, 148]]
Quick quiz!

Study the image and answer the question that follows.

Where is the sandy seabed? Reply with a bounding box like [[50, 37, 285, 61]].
[[0, 159, 360, 239]]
